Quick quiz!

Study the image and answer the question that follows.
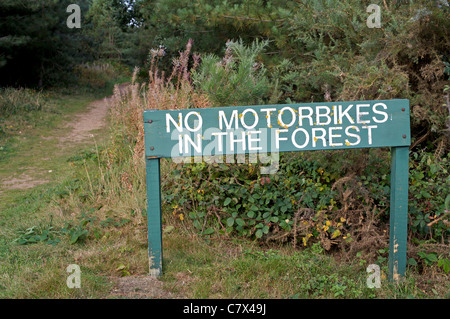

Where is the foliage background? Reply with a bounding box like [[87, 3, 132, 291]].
[[0, 0, 449, 293]]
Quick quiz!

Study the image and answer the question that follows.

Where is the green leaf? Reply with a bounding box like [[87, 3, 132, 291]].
[[408, 258, 417, 266], [69, 230, 87, 244], [438, 259, 450, 274], [445, 194, 450, 210], [203, 228, 214, 235], [427, 253, 438, 263], [255, 229, 263, 238], [236, 218, 245, 226], [226, 217, 234, 227], [193, 220, 202, 230], [224, 198, 232, 206], [116, 264, 127, 271]]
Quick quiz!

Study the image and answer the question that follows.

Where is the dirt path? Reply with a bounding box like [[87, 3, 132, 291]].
[[58, 97, 112, 144], [58, 83, 129, 145], [0, 83, 128, 191]]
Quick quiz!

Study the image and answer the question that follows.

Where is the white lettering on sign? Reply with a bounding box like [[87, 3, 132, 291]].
[[219, 110, 239, 130], [292, 128, 309, 149], [372, 103, 389, 123], [241, 108, 259, 129], [163, 101, 397, 155]]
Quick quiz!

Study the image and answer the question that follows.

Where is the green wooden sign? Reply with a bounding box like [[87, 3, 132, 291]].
[[144, 99, 410, 282]]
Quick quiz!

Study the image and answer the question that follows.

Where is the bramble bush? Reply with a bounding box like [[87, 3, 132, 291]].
[[163, 149, 449, 251], [163, 151, 388, 253]]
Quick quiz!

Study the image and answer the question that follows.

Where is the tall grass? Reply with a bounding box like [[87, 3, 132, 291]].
[[108, 39, 210, 164], [0, 88, 45, 117], [64, 40, 209, 233]]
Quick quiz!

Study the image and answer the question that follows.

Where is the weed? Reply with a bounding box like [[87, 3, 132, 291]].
[[13, 222, 61, 246]]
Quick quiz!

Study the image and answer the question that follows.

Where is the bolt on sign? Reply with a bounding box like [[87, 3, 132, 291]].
[[144, 99, 410, 281]]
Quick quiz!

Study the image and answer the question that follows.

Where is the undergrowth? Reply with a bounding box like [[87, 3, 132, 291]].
[[99, 39, 449, 284]]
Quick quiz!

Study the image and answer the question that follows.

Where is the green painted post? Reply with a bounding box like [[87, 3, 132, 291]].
[[146, 157, 163, 277], [388, 146, 409, 282]]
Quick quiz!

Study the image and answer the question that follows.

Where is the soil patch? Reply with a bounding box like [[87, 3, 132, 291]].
[[107, 275, 177, 299]]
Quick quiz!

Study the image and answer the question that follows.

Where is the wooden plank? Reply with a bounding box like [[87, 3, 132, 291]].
[[388, 146, 409, 282], [145, 157, 163, 277], [144, 99, 410, 158]]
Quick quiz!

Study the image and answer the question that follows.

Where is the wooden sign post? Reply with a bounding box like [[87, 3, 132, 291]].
[[144, 99, 410, 281]]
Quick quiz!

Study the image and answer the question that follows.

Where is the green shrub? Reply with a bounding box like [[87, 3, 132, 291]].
[[192, 39, 272, 106], [409, 151, 450, 240]]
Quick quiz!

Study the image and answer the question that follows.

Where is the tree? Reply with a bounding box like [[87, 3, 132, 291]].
[[0, 0, 91, 87]]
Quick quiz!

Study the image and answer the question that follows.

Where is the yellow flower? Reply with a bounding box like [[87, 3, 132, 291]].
[[179, 214, 184, 221]]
